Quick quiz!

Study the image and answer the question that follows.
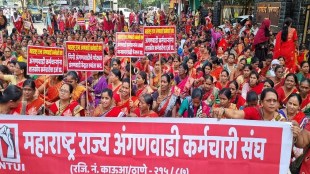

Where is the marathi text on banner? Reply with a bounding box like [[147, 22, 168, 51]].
[[27, 46, 64, 75], [143, 26, 176, 54], [66, 41, 104, 71], [115, 32, 144, 57], [0, 117, 292, 174]]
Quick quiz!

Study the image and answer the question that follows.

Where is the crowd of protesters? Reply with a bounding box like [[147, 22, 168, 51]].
[[0, 5, 309, 173]]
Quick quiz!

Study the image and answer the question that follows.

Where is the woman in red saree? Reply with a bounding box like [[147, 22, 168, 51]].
[[229, 81, 245, 109], [213, 88, 238, 110], [66, 71, 87, 109], [200, 75, 219, 107], [12, 79, 44, 115], [88, 10, 98, 32], [0, 85, 23, 115], [12, 12, 22, 33], [134, 71, 153, 99], [118, 11, 125, 32], [278, 93, 309, 160], [269, 65, 285, 90], [215, 70, 230, 90], [150, 60, 163, 91], [48, 83, 85, 116], [299, 78, 310, 115], [108, 68, 122, 96], [175, 63, 194, 99], [186, 57, 197, 79], [274, 17, 298, 73], [241, 71, 264, 100], [57, 11, 66, 32], [114, 78, 139, 115], [129, 94, 158, 117], [0, 62, 28, 88], [152, 74, 178, 117], [37, 76, 63, 106], [276, 73, 298, 108], [93, 88, 125, 117]]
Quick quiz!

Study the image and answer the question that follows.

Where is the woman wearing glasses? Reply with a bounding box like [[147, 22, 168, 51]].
[[213, 88, 285, 121], [48, 83, 85, 116]]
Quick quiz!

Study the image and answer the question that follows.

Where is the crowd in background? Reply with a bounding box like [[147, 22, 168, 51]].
[[0, 5, 309, 173]]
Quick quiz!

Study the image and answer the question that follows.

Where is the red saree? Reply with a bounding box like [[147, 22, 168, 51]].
[[49, 101, 85, 116], [93, 106, 124, 117], [276, 87, 298, 107], [274, 28, 298, 72], [12, 98, 44, 115], [114, 94, 139, 115], [133, 108, 158, 117]]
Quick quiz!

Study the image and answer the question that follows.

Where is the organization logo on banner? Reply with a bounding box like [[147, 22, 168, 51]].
[[0, 124, 25, 172]]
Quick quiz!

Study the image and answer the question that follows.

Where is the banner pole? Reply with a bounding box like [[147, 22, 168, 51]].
[[129, 58, 132, 100], [85, 72, 89, 116], [43, 75, 46, 116], [159, 55, 161, 96]]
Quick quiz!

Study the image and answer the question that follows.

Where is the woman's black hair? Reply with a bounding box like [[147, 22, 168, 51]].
[[251, 57, 259, 64], [285, 73, 298, 85], [67, 71, 80, 83], [179, 62, 189, 75], [281, 17, 292, 42], [205, 74, 214, 83], [139, 71, 148, 84], [219, 88, 232, 99], [229, 80, 239, 90], [300, 78, 310, 86], [244, 64, 253, 71], [287, 93, 302, 105], [246, 91, 258, 103], [221, 69, 230, 77], [174, 56, 181, 62], [125, 64, 135, 75], [101, 88, 113, 98], [142, 93, 153, 110], [274, 65, 283, 72], [0, 65, 10, 74], [0, 85, 23, 103], [202, 61, 213, 76], [111, 68, 122, 81], [191, 88, 203, 100], [161, 73, 171, 84], [22, 79, 36, 90], [264, 78, 275, 88], [112, 59, 121, 66], [211, 56, 223, 66], [261, 88, 278, 101], [188, 52, 198, 63], [239, 58, 246, 64], [16, 62, 29, 79], [250, 70, 260, 80]]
